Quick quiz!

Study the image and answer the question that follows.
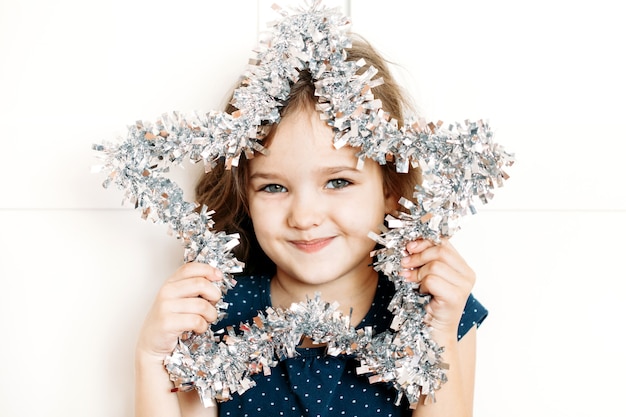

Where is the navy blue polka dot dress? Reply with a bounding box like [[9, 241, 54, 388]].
[[213, 273, 487, 417]]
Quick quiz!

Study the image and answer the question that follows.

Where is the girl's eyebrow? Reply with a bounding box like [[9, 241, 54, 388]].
[[319, 166, 362, 175], [248, 171, 281, 181], [249, 166, 361, 180]]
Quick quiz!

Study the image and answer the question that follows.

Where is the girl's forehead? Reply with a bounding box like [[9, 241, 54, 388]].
[[251, 108, 383, 174], [275, 108, 331, 134], [262, 121, 354, 163], [250, 132, 380, 178]]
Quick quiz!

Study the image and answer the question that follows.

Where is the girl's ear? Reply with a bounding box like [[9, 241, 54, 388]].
[[384, 190, 399, 215]]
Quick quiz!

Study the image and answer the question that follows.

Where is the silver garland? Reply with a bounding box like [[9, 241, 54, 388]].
[[93, 0, 513, 409]]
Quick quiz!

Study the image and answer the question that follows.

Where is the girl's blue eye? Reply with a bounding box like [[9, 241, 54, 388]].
[[326, 179, 351, 189], [262, 184, 287, 193]]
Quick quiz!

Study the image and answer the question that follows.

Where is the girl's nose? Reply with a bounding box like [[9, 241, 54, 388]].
[[287, 191, 323, 229]]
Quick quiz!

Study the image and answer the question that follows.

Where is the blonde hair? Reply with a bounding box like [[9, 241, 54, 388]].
[[195, 34, 421, 274]]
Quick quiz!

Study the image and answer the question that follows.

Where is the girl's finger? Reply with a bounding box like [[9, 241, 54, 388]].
[[418, 272, 470, 307], [164, 276, 223, 303], [160, 311, 212, 335], [405, 239, 434, 255], [162, 297, 218, 324], [167, 262, 224, 283], [417, 260, 473, 289], [402, 239, 473, 278]]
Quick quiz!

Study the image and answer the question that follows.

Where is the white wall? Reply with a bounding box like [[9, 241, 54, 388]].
[[1, 0, 624, 416]]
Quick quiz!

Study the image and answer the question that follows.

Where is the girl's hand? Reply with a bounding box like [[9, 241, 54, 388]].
[[400, 238, 475, 343], [135, 262, 224, 362]]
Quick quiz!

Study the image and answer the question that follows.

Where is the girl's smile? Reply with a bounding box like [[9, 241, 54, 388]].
[[288, 236, 336, 253]]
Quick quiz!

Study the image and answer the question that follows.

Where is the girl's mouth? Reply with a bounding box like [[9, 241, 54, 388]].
[[289, 237, 334, 253]]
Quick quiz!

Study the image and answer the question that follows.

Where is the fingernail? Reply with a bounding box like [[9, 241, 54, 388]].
[[407, 241, 417, 251], [401, 257, 410, 266]]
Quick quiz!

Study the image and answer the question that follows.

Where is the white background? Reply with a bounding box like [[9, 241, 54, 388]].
[[1, 0, 624, 416]]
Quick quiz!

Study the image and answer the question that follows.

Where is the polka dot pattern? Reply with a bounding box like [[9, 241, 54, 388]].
[[214, 274, 487, 416]]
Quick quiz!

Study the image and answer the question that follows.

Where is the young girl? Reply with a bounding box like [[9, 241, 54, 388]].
[[134, 33, 486, 417]]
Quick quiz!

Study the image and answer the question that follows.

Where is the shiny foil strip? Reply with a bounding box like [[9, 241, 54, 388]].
[[93, 0, 513, 408]]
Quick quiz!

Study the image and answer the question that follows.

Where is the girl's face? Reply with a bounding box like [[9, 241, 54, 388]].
[[247, 108, 396, 288]]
